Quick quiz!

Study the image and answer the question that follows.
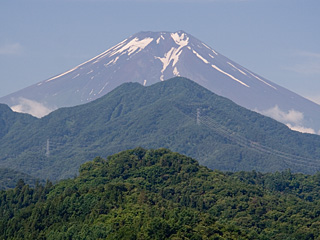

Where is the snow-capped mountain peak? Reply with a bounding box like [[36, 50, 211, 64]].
[[1, 30, 320, 134], [170, 31, 189, 46]]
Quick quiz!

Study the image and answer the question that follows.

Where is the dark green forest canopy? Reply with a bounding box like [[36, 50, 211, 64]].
[[1, 148, 320, 239], [0, 168, 44, 190], [2, 77, 320, 181]]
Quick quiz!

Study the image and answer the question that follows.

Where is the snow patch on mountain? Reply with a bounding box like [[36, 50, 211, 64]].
[[46, 66, 78, 82], [98, 82, 109, 95], [211, 65, 249, 87], [156, 47, 184, 80], [72, 74, 80, 79], [110, 37, 154, 57], [104, 56, 120, 68], [173, 67, 180, 76], [155, 32, 191, 80], [227, 62, 247, 76], [156, 35, 165, 44], [192, 49, 209, 64], [202, 43, 218, 55], [245, 70, 277, 90], [44, 40, 131, 83], [171, 32, 189, 47], [81, 39, 128, 65]]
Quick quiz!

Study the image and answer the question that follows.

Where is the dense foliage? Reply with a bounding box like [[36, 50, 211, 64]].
[[0, 168, 44, 190], [1, 77, 320, 181], [1, 148, 320, 239]]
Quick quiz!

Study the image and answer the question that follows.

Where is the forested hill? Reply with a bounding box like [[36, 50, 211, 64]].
[[1, 148, 320, 239], [0, 168, 44, 190], [2, 77, 320, 181], [0, 103, 35, 139]]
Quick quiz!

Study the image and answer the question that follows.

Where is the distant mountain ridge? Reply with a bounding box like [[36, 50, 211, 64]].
[[0, 168, 44, 190], [0, 31, 319, 133], [1, 77, 320, 180]]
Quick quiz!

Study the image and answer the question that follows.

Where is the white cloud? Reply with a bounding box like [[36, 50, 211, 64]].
[[259, 105, 318, 134], [286, 124, 315, 134], [260, 105, 303, 125], [11, 98, 55, 118], [0, 43, 23, 55]]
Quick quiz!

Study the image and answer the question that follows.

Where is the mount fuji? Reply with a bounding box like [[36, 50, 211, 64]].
[[1, 31, 320, 133]]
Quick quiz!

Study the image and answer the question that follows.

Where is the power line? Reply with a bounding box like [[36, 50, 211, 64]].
[[174, 105, 320, 170], [200, 115, 320, 168]]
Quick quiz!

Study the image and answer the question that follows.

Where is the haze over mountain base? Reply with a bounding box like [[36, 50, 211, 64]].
[[2, 78, 320, 181]]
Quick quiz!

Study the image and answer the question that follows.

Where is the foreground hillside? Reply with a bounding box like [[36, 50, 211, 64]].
[[2, 77, 320, 181], [1, 148, 320, 239]]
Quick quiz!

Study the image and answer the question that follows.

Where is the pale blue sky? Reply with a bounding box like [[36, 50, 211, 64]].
[[1, 0, 320, 103]]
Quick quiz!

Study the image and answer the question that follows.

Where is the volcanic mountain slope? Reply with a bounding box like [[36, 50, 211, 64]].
[[1, 31, 319, 133], [1, 78, 320, 180]]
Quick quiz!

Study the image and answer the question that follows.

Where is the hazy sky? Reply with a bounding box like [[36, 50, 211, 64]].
[[1, 0, 320, 104]]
